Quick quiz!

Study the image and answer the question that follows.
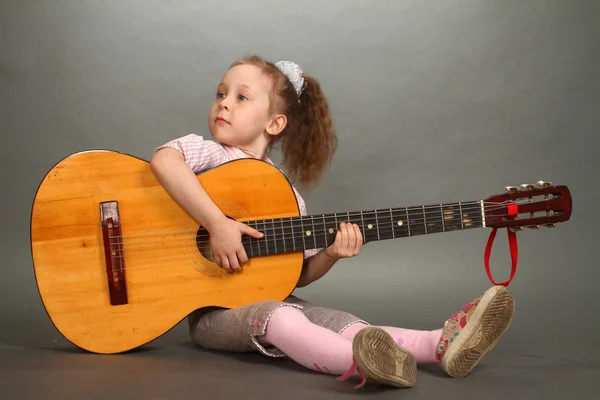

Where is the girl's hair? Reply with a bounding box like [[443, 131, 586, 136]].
[[230, 55, 337, 191]]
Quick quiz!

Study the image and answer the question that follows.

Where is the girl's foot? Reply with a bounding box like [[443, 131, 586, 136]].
[[338, 327, 417, 388], [435, 285, 515, 378]]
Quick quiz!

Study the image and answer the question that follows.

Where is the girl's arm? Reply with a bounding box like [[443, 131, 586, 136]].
[[150, 147, 227, 231], [150, 147, 263, 273]]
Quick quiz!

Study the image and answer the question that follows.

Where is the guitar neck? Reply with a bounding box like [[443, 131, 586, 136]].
[[242, 200, 486, 257]]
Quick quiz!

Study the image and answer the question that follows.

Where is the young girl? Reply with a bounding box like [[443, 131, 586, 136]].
[[150, 55, 515, 389]]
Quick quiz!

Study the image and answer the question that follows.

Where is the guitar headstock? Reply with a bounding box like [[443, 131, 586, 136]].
[[484, 181, 572, 230]]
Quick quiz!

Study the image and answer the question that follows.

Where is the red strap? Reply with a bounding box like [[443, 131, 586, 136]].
[[484, 202, 519, 286]]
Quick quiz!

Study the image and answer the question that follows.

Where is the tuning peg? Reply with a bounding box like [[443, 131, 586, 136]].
[[536, 180, 552, 188], [505, 186, 519, 193], [520, 184, 535, 191], [509, 226, 522, 232], [543, 223, 556, 228]]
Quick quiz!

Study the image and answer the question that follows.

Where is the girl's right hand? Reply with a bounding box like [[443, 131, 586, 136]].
[[209, 217, 264, 274]]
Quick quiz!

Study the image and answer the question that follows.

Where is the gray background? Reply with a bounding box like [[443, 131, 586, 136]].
[[1, 0, 599, 398]]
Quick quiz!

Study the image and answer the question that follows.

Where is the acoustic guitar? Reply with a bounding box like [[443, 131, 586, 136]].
[[29, 150, 572, 354]]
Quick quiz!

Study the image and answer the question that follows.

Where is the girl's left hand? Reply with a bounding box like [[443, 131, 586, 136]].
[[324, 222, 364, 260]]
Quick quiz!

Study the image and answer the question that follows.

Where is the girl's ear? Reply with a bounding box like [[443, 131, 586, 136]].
[[266, 113, 287, 136]]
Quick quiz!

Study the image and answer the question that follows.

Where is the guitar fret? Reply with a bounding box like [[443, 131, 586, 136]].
[[271, 218, 277, 254], [250, 221, 260, 256], [424, 205, 444, 234], [292, 216, 302, 252], [461, 202, 483, 229], [334, 214, 339, 246], [440, 204, 445, 232], [407, 207, 425, 236], [244, 222, 253, 257], [300, 217, 306, 250], [480, 200, 487, 228], [360, 211, 365, 236], [374, 210, 391, 240], [255, 221, 261, 255], [321, 214, 330, 248], [280, 218, 286, 253], [313, 214, 325, 249], [291, 217, 296, 251], [263, 220, 269, 255], [384, 209, 394, 239], [311, 215, 317, 249]]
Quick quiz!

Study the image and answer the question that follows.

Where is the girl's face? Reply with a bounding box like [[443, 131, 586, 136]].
[[209, 64, 284, 156]]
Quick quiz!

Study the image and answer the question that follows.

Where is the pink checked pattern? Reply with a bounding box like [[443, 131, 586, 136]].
[[155, 134, 318, 259]]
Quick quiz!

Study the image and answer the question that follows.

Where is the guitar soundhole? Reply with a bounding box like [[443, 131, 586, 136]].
[[195, 227, 215, 262], [192, 215, 252, 278], [192, 226, 230, 278], [195, 215, 244, 263]]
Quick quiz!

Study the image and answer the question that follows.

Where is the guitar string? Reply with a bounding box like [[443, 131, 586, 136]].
[[105, 205, 524, 261], [100, 222, 489, 273], [105, 203, 532, 255], [105, 202, 508, 249], [113, 204, 549, 254], [107, 201, 514, 245]]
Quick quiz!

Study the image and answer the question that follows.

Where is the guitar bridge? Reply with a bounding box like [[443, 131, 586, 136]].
[[100, 201, 128, 305]]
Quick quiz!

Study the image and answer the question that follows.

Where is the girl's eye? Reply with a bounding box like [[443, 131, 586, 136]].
[[216, 92, 225, 98], [238, 94, 247, 101]]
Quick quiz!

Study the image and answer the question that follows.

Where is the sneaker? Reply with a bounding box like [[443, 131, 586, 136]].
[[337, 327, 417, 389], [435, 285, 515, 378]]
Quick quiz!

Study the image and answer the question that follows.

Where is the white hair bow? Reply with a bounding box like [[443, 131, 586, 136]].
[[275, 60, 306, 99]]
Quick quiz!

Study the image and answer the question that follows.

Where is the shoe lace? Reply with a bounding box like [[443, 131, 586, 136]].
[[336, 356, 367, 389]]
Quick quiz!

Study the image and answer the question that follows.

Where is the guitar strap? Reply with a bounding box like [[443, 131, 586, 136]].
[[484, 203, 519, 287]]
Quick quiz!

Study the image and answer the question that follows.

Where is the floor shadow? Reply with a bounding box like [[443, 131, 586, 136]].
[[0, 317, 184, 355], [416, 361, 490, 378], [177, 340, 310, 372]]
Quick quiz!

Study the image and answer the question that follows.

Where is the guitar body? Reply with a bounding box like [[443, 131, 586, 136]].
[[30, 150, 304, 354]]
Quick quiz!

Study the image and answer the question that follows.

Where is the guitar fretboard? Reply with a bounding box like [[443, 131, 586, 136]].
[[240, 201, 485, 257]]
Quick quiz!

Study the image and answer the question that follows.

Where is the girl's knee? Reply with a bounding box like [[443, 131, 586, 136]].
[[264, 304, 307, 333], [269, 304, 306, 323]]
